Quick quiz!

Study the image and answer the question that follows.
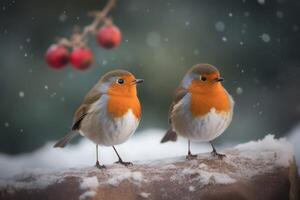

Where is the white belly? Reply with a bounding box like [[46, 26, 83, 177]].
[[79, 95, 139, 146], [171, 93, 233, 142]]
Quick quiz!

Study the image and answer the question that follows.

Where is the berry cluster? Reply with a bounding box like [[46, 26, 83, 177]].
[[45, 0, 121, 71]]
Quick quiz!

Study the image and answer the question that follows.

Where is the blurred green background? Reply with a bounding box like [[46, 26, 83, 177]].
[[0, 0, 300, 154]]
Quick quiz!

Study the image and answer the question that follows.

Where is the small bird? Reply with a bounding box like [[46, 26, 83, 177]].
[[54, 70, 143, 168], [161, 64, 234, 159]]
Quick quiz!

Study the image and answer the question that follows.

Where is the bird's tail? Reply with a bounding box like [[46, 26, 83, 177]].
[[160, 128, 178, 143], [53, 131, 78, 148]]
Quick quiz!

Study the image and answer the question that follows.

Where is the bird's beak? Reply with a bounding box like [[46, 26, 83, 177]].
[[215, 77, 224, 82], [132, 79, 144, 85]]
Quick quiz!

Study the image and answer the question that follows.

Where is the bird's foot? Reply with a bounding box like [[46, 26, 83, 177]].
[[95, 161, 106, 169], [186, 153, 197, 160], [115, 159, 133, 166], [211, 151, 226, 159]]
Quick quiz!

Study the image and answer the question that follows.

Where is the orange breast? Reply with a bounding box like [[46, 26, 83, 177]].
[[189, 86, 231, 117], [107, 96, 141, 119]]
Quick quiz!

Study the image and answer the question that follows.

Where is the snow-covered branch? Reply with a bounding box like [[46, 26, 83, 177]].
[[0, 135, 299, 200]]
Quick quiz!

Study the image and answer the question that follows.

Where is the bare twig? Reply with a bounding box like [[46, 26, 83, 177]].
[[58, 0, 116, 48]]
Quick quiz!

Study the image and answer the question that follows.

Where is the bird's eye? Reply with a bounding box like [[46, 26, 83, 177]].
[[201, 76, 207, 81], [117, 79, 124, 84]]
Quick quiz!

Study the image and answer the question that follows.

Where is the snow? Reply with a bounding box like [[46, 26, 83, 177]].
[[18, 91, 25, 98], [140, 192, 151, 198], [257, 0, 266, 5], [235, 134, 293, 168], [189, 185, 195, 192], [79, 191, 96, 200], [79, 176, 99, 200], [215, 21, 225, 32], [261, 33, 271, 43], [0, 129, 210, 179], [236, 87, 243, 95], [4, 122, 9, 127], [106, 168, 144, 186], [172, 166, 236, 186], [146, 32, 161, 48], [0, 129, 298, 191], [80, 176, 99, 189], [276, 11, 284, 19]]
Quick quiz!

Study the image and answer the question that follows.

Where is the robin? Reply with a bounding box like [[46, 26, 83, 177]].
[[161, 64, 234, 159], [54, 70, 143, 168]]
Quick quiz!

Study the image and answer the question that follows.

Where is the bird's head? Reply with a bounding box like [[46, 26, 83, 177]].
[[97, 70, 143, 97], [182, 64, 224, 92]]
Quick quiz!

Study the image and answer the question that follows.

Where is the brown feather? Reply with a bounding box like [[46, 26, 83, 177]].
[[168, 87, 188, 124], [72, 88, 102, 131], [53, 131, 78, 148], [161, 87, 187, 143], [160, 128, 178, 143]]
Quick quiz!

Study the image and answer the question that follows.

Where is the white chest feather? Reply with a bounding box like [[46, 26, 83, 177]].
[[79, 95, 140, 146], [171, 93, 233, 142]]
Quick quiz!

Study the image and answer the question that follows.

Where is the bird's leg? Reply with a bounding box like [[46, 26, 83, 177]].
[[186, 140, 197, 160], [210, 141, 226, 159], [112, 146, 132, 166], [95, 144, 106, 169]]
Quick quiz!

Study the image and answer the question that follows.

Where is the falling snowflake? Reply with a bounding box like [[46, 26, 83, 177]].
[[185, 21, 190, 26], [276, 11, 284, 19], [244, 11, 250, 17], [146, 32, 161, 48], [257, 0, 266, 5], [292, 25, 299, 32], [222, 36, 227, 42], [236, 87, 243, 95], [215, 21, 225, 32], [50, 92, 57, 98], [261, 33, 271, 43], [59, 11, 67, 22], [44, 85, 49, 90], [102, 60, 108, 65], [228, 13, 233, 17], [4, 122, 9, 128], [193, 49, 199, 55], [19, 91, 25, 98]]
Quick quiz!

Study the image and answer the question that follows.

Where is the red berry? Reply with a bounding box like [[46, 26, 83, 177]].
[[70, 48, 94, 70], [97, 25, 122, 49], [46, 44, 69, 69]]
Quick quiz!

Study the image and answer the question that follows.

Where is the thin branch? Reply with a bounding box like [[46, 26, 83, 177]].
[[58, 0, 116, 48]]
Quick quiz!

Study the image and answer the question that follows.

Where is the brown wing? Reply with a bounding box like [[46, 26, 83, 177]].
[[168, 87, 188, 124], [71, 88, 102, 131], [161, 87, 187, 143]]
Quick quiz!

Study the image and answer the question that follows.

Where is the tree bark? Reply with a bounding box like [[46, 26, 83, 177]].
[[0, 143, 299, 200]]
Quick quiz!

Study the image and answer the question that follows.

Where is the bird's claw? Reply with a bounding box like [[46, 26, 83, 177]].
[[186, 153, 197, 160], [95, 161, 106, 169], [211, 151, 226, 159], [115, 160, 133, 166]]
